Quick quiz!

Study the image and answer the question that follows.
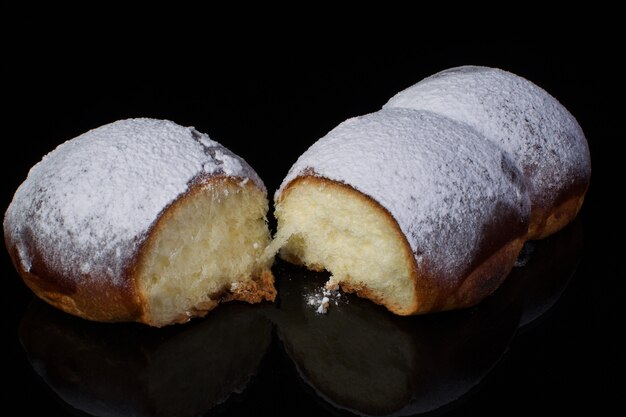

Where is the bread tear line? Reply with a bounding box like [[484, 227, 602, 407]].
[[263, 230, 344, 315], [261, 229, 290, 265]]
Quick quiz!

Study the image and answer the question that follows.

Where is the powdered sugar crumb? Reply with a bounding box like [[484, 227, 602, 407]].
[[316, 297, 330, 314], [4, 118, 265, 288], [306, 276, 342, 314]]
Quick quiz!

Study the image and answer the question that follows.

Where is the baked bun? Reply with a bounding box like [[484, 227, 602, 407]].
[[385, 66, 591, 239], [271, 109, 530, 314], [4, 118, 275, 327]]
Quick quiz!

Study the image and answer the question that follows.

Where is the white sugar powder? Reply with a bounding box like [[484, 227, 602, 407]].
[[306, 277, 342, 314], [4, 118, 265, 287], [385, 66, 590, 211]]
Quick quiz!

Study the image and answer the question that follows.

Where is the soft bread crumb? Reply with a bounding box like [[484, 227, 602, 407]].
[[275, 179, 417, 313], [137, 180, 272, 326]]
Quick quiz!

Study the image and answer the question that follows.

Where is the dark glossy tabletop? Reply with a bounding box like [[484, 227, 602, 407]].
[[4, 43, 622, 416]]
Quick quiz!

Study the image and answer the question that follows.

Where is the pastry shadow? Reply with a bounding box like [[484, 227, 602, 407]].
[[19, 301, 273, 417]]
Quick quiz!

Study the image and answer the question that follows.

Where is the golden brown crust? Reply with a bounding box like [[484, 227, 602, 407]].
[[4, 227, 143, 322], [9, 253, 143, 323], [224, 268, 277, 304], [446, 238, 525, 310], [340, 239, 524, 315], [6, 176, 275, 326], [278, 175, 528, 315], [528, 190, 587, 240]]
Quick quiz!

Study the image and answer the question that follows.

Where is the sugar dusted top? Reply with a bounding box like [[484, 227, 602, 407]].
[[278, 109, 530, 280], [385, 66, 591, 208], [4, 118, 264, 287]]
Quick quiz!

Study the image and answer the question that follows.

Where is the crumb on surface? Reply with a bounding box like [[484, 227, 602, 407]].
[[306, 276, 342, 315]]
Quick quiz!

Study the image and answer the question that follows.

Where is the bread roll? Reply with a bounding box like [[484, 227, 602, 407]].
[[271, 109, 530, 314], [4, 118, 275, 326], [385, 66, 591, 239]]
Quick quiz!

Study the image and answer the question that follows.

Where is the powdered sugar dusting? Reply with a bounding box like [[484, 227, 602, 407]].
[[384, 66, 591, 209], [278, 109, 530, 280], [214, 149, 243, 175], [4, 118, 265, 288]]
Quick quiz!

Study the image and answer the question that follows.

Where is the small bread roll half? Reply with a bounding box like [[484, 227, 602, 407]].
[[4, 118, 275, 326], [385, 66, 591, 239], [271, 109, 530, 315]]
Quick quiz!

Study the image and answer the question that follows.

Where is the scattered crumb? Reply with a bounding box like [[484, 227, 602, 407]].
[[325, 276, 339, 291], [316, 297, 330, 314], [230, 282, 240, 291], [306, 276, 342, 314]]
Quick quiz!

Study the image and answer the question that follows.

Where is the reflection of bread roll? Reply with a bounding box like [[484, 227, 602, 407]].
[[385, 66, 590, 239], [509, 220, 583, 328], [20, 301, 272, 417], [272, 109, 530, 315], [273, 266, 419, 415], [273, 261, 521, 416], [5, 119, 275, 326]]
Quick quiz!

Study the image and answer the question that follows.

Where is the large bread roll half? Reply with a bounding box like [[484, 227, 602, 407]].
[[271, 109, 530, 314], [4, 118, 275, 326]]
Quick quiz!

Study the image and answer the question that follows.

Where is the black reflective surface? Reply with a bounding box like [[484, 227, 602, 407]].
[[20, 302, 273, 417], [17, 221, 587, 416], [5, 46, 621, 416]]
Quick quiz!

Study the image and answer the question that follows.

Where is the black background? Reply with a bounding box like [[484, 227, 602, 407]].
[[4, 40, 623, 416]]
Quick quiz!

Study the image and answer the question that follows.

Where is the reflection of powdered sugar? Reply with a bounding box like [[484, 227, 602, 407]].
[[306, 276, 342, 314]]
